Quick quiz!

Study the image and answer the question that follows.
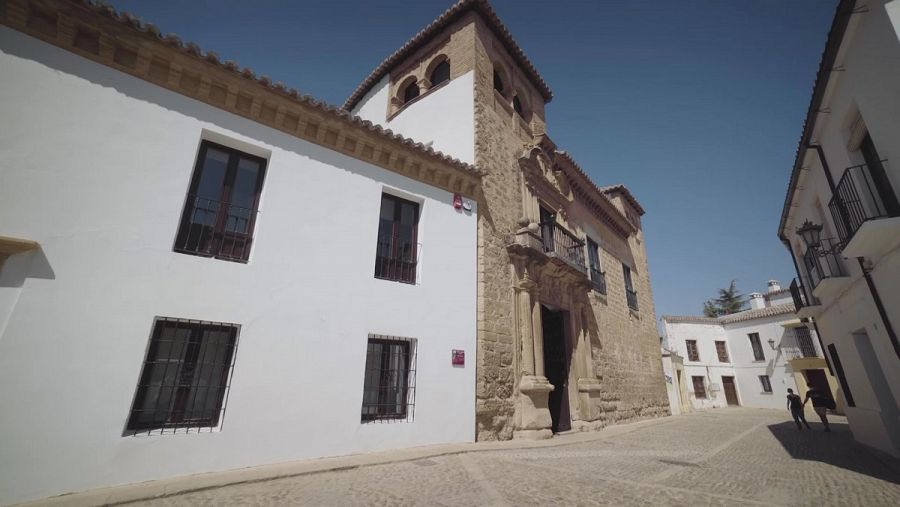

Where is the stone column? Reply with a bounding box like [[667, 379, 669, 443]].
[[532, 296, 545, 377], [516, 280, 536, 376]]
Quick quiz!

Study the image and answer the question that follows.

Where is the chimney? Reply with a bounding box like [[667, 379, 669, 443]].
[[767, 280, 781, 293], [749, 292, 766, 310]]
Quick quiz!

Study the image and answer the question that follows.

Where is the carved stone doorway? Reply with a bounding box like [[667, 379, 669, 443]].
[[542, 305, 571, 432]]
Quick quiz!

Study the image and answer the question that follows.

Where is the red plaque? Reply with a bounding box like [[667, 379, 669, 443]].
[[452, 349, 465, 366]]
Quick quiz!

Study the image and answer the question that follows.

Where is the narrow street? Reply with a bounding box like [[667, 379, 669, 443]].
[[135, 408, 900, 506]]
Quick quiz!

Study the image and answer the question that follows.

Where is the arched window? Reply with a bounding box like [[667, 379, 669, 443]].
[[403, 81, 420, 103], [429, 60, 450, 88], [493, 69, 505, 94], [513, 94, 523, 116]]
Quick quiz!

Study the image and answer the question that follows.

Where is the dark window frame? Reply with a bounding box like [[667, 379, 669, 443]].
[[686, 339, 700, 362], [759, 375, 773, 393], [748, 333, 765, 361], [174, 140, 267, 263], [692, 376, 707, 399], [623, 264, 638, 311], [493, 69, 505, 94], [715, 340, 730, 363], [374, 193, 420, 284], [126, 317, 239, 435], [586, 237, 606, 294], [403, 81, 420, 103], [361, 335, 417, 423]]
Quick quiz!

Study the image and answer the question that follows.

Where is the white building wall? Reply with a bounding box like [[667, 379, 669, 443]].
[[663, 321, 733, 409], [0, 28, 478, 505], [350, 73, 476, 165], [724, 317, 799, 411], [781, 0, 900, 457]]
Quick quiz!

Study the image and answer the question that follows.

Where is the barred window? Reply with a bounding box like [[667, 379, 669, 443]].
[[126, 318, 239, 435], [715, 340, 730, 363], [692, 376, 707, 399], [749, 333, 765, 361], [686, 339, 700, 362], [759, 375, 773, 393], [361, 335, 417, 423]]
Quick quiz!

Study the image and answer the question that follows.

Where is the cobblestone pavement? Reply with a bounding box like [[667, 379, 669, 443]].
[[135, 409, 900, 506]]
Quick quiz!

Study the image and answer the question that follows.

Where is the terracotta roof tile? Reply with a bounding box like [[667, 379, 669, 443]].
[[600, 184, 646, 216], [67, 0, 482, 177], [662, 303, 797, 326], [342, 0, 552, 111]]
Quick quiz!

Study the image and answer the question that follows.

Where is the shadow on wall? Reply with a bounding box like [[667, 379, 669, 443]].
[[0, 248, 55, 288], [767, 421, 900, 485]]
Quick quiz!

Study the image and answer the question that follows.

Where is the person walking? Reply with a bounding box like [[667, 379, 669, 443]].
[[803, 384, 833, 432], [786, 388, 810, 430]]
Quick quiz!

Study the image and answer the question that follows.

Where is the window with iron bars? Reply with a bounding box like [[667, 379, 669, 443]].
[[759, 375, 773, 393], [174, 141, 267, 263], [586, 237, 606, 294], [361, 334, 417, 422], [375, 193, 419, 284], [686, 339, 700, 362], [126, 317, 239, 435]]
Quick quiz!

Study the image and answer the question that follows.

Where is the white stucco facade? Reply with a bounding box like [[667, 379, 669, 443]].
[[0, 26, 478, 505], [778, 0, 900, 457], [351, 73, 476, 165], [662, 282, 830, 412]]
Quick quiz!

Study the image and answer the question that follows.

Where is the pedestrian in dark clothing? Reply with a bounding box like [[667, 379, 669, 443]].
[[803, 384, 832, 432], [787, 388, 810, 430]]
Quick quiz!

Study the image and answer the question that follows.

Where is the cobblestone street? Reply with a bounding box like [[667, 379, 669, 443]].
[[135, 409, 900, 507]]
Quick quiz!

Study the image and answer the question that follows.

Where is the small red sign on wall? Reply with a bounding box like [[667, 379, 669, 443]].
[[452, 349, 465, 366]]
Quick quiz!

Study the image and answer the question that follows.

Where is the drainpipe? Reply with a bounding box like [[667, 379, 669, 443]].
[[811, 144, 900, 360], [857, 258, 900, 359]]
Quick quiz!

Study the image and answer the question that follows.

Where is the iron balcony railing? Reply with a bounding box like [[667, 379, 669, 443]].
[[803, 238, 847, 291], [794, 326, 819, 358], [539, 220, 587, 274], [789, 277, 820, 311], [375, 237, 420, 284], [828, 160, 898, 245], [626, 288, 639, 312], [174, 195, 259, 262], [589, 267, 607, 294]]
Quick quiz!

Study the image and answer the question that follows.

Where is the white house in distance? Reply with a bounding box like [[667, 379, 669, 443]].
[[662, 281, 840, 412], [777, 0, 900, 457], [0, 0, 482, 504]]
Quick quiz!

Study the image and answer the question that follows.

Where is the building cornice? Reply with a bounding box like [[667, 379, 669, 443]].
[[342, 0, 552, 111], [554, 151, 637, 238], [2, 0, 482, 198], [663, 303, 798, 326], [600, 184, 645, 216]]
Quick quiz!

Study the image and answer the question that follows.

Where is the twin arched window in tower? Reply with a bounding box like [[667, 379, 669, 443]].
[[493, 64, 529, 122], [399, 57, 452, 106]]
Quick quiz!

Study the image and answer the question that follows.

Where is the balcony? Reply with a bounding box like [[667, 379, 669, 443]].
[[539, 220, 587, 274], [789, 277, 822, 319], [626, 288, 639, 312], [174, 195, 259, 262], [803, 238, 850, 300], [829, 161, 900, 259], [589, 267, 607, 295]]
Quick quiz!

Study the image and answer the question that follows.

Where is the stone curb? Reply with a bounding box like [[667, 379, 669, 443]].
[[17, 413, 691, 506]]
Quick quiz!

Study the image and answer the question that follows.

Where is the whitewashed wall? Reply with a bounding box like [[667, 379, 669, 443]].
[[781, 0, 900, 456], [664, 321, 732, 409], [0, 28, 478, 505], [724, 317, 799, 411], [351, 73, 475, 165]]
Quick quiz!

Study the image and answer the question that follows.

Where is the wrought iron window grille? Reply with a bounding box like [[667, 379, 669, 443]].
[[125, 317, 240, 436], [361, 334, 417, 423], [539, 219, 587, 273]]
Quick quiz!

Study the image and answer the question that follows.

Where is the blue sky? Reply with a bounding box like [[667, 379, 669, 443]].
[[108, 0, 837, 319]]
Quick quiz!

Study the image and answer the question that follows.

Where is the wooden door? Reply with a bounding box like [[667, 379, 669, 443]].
[[722, 376, 739, 406]]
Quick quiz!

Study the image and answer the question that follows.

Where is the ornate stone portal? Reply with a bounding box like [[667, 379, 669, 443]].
[[508, 220, 597, 438]]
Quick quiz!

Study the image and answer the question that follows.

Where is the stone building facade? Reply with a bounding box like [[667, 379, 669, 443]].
[[349, 0, 669, 440]]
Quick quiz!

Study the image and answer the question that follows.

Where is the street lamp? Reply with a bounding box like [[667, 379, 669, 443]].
[[767, 337, 776, 350], [796, 220, 823, 249]]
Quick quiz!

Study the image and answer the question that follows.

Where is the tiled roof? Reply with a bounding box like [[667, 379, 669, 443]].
[[777, 0, 855, 239], [662, 303, 797, 326], [342, 0, 553, 111], [554, 151, 637, 237], [54, 0, 481, 177], [600, 184, 646, 216]]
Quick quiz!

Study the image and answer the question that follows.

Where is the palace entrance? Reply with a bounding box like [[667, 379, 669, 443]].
[[542, 305, 571, 433]]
